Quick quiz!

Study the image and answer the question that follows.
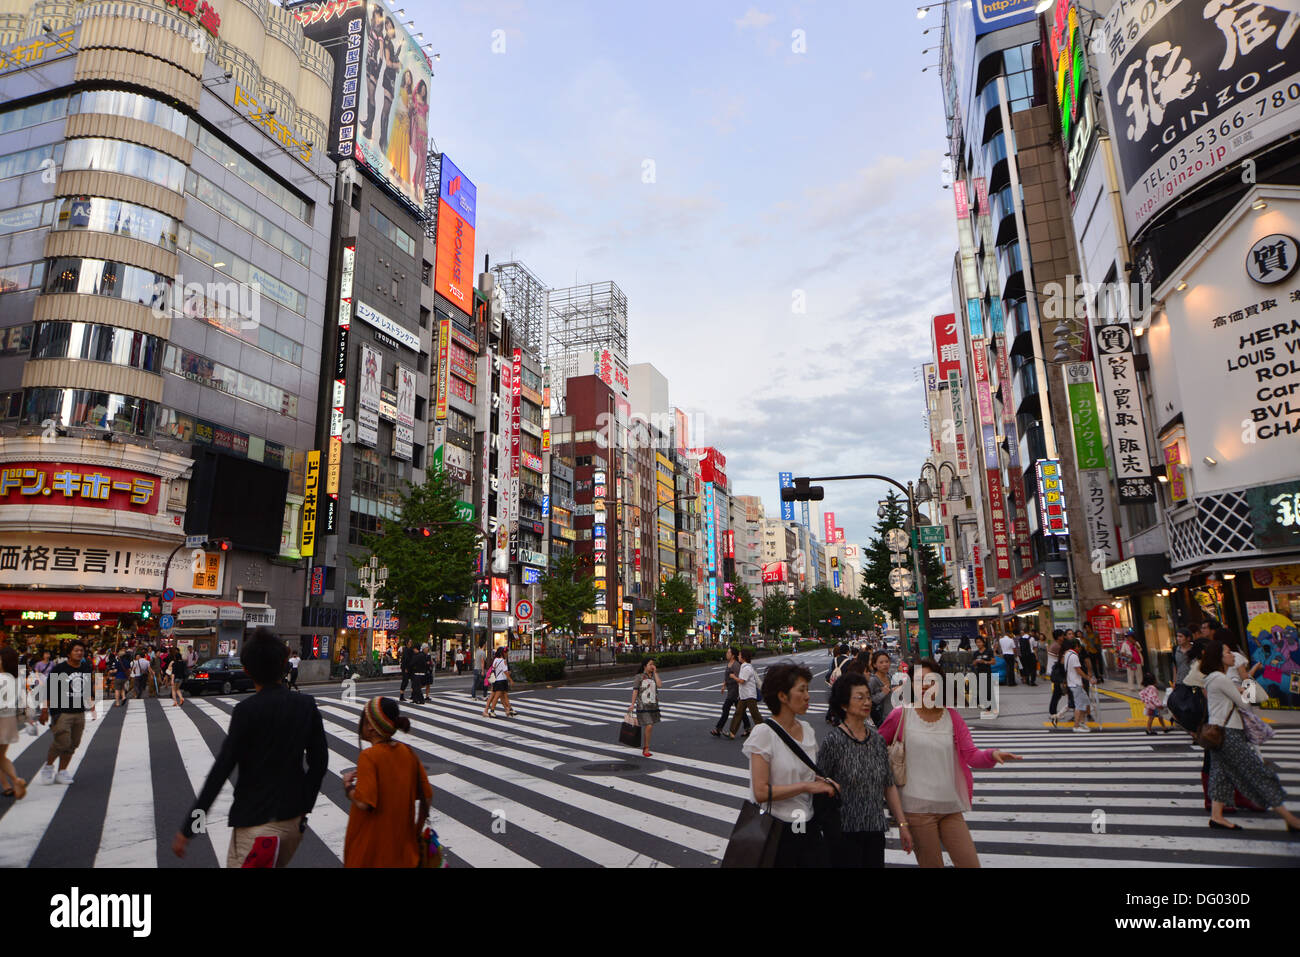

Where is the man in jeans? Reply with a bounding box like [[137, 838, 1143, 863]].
[[998, 631, 1018, 686], [173, 629, 327, 868], [39, 639, 97, 785], [471, 637, 487, 700]]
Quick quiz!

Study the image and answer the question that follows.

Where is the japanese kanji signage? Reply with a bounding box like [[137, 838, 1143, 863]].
[[1095, 323, 1156, 504], [948, 370, 970, 474], [1096, 0, 1300, 238], [954, 179, 969, 219], [1164, 440, 1188, 503], [436, 319, 451, 420], [0, 463, 159, 514], [1035, 459, 1069, 536], [301, 451, 320, 558], [1065, 362, 1108, 470], [986, 467, 1012, 580], [1013, 572, 1044, 609], [1248, 479, 1300, 549], [933, 314, 961, 379], [1079, 466, 1119, 566], [0, 535, 223, 594]]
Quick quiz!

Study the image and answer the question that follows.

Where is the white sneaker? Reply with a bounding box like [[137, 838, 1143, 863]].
[[24, 723, 38, 737], [39, 764, 56, 784], [54, 770, 74, 785], [1072, 724, 1090, 733]]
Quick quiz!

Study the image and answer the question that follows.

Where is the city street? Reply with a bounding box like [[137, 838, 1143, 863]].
[[3, 650, 1297, 869]]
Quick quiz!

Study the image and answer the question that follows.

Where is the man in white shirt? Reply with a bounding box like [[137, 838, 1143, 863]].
[[1064, 639, 1090, 732], [998, 632, 1018, 686]]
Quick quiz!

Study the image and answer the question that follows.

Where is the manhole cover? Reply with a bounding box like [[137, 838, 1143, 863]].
[[556, 760, 642, 775], [421, 762, 458, 776]]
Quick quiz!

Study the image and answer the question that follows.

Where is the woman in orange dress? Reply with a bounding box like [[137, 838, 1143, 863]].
[[342, 697, 432, 867]]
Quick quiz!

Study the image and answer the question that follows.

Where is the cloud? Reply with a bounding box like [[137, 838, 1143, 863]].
[[735, 7, 776, 29]]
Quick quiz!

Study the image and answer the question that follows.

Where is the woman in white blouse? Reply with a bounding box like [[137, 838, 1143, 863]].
[[1202, 639, 1300, 832], [742, 662, 837, 867]]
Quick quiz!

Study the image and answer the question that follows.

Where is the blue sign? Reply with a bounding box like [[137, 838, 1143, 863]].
[[438, 154, 477, 228], [541, 494, 550, 519], [162, 588, 175, 602], [801, 500, 810, 530], [973, 0, 1036, 36], [158, 614, 175, 630], [523, 567, 542, 585], [779, 472, 794, 521], [990, 298, 1005, 335], [967, 298, 983, 338], [593, 523, 606, 538], [833, 571, 840, 589]]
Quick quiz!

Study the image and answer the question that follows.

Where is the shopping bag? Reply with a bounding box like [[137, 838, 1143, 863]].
[[720, 795, 781, 868], [619, 709, 642, 748]]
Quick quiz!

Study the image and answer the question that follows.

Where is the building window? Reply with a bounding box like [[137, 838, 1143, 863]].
[[51, 196, 175, 249], [195, 126, 312, 224], [45, 256, 168, 308], [22, 387, 155, 435], [63, 138, 185, 193], [31, 321, 164, 373]]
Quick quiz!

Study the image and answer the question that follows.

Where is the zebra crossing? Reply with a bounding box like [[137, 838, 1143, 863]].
[[1, 689, 1297, 867]]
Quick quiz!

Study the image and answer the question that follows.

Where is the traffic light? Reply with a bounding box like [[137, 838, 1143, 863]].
[[201, 539, 232, 551], [140, 599, 152, 620], [404, 526, 433, 537], [780, 477, 824, 502]]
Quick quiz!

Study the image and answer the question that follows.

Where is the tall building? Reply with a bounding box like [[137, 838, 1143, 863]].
[[0, 0, 336, 657]]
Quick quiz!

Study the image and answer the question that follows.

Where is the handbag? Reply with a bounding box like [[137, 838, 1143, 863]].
[[1194, 700, 1236, 751], [1239, 706, 1275, 746], [619, 708, 642, 748], [720, 782, 781, 868], [888, 708, 907, 787], [762, 718, 841, 840]]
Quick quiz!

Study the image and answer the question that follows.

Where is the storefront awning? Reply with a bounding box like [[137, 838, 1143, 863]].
[[1166, 552, 1300, 584], [0, 590, 150, 613]]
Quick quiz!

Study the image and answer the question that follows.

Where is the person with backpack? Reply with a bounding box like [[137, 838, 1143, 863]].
[[1047, 631, 1073, 725], [1139, 672, 1171, 734], [110, 649, 130, 708], [997, 631, 1018, 686], [342, 697, 432, 867], [408, 644, 431, 706], [1201, 640, 1300, 833], [826, 644, 852, 686]]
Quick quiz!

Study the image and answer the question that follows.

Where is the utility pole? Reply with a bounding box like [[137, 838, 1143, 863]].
[[357, 555, 388, 661]]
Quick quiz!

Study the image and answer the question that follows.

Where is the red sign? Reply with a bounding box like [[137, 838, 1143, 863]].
[[510, 349, 522, 478], [724, 531, 735, 559], [973, 544, 986, 598], [986, 468, 1012, 580], [954, 179, 969, 218], [490, 577, 509, 612], [933, 314, 961, 379], [823, 511, 836, 545], [0, 462, 160, 514], [1088, 606, 1120, 648], [761, 562, 786, 583], [1012, 572, 1044, 608], [972, 338, 994, 424], [690, 448, 727, 488], [975, 177, 989, 217]]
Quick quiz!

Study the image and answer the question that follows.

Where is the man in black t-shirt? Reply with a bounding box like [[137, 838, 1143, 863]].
[[398, 640, 414, 702], [409, 644, 431, 705], [39, 639, 97, 786]]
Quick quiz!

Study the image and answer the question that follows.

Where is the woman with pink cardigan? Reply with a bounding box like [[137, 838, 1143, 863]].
[[879, 659, 1021, 867]]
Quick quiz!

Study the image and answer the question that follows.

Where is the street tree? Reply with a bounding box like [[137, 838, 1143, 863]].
[[860, 490, 955, 628], [539, 553, 597, 657], [360, 468, 478, 648], [656, 576, 695, 643], [760, 591, 792, 636], [723, 583, 757, 639]]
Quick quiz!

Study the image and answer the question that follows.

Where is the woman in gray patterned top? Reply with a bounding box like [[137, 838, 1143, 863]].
[[818, 672, 911, 867]]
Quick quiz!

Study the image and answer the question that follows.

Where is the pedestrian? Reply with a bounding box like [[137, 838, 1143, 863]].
[[111, 648, 129, 708], [741, 662, 836, 867], [729, 649, 762, 738], [409, 644, 431, 705], [1065, 638, 1091, 732], [170, 649, 189, 706], [131, 650, 150, 700], [37, 639, 97, 786], [868, 650, 895, 726], [818, 672, 911, 867], [398, 640, 413, 702], [880, 659, 1022, 867], [711, 646, 744, 738], [997, 631, 1018, 686], [1173, 627, 1195, 685], [1018, 629, 1038, 686], [826, 643, 851, 686], [1139, 672, 1171, 734], [342, 697, 432, 867], [1201, 639, 1300, 833], [0, 646, 27, 800], [471, 638, 487, 701], [287, 649, 300, 691], [482, 647, 515, 718], [173, 629, 328, 867], [631, 658, 663, 757], [149, 648, 162, 698], [1117, 632, 1143, 687], [1047, 630, 1073, 725], [186, 646, 198, 671]]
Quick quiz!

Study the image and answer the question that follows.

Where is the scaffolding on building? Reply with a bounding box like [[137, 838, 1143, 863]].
[[423, 150, 442, 241], [491, 261, 549, 360], [547, 280, 628, 410]]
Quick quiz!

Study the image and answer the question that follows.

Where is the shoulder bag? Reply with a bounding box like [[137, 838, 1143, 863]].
[[1194, 685, 1236, 751], [720, 776, 780, 868], [763, 718, 842, 840], [887, 708, 907, 787]]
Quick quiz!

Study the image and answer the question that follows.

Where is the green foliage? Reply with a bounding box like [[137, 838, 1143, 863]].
[[656, 576, 695, 641], [860, 491, 958, 628], [760, 591, 792, 635], [723, 582, 757, 637], [359, 469, 477, 645], [512, 657, 566, 683], [614, 646, 777, 668], [539, 554, 597, 640], [788, 585, 874, 640]]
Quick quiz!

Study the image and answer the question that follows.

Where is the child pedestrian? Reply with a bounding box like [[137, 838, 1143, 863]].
[[1139, 671, 1171, 734]]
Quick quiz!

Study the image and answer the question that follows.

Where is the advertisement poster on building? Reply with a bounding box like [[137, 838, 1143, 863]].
[[1096, 0, 1300, 239], [434, 156, 476, 312], [396, 364, 415, 427], [1245, 611, 1299, 709], [933, 314, 961, 379], [1094, 324, 1156, 503]]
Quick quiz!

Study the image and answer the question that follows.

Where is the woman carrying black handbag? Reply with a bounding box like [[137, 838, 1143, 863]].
[[738, 663, 837, 867]]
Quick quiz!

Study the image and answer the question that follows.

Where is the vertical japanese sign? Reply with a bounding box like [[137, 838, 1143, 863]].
[[824, 511, 836, 545], [357, 344, 381, 447], [972, 337, 995, 431], [1079, 467, 1119, 564], [987, 468, 1012, 580], [995, 338, 1016, 426], [301, 450, 320, 557], [949, 371, 969, 474], [954, 179, 969, 218], [436, 319, 450, 420], [933, 314, 961, 379], [326, 242, 354, 532], [1164, 440, 1188, 503], [1095, 324, 1156, 504], [973, 544, 985, 603], [1065, 362, 1107, 470], [779, 472, 794, 521], [801, 500, 810, 530], [1035, 459, 1069, 536], [967, 298, 984, 338], [975, 176, 989, 216]]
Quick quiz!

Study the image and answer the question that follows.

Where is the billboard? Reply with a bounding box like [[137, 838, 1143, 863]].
[[933, 314, 961, 379], [1095, 324, 1157, 504], [779, 472, 795, 521], [292, 1, 430, 212], [357, 344, 381, 447], [973, 0, 1036, 36], [823, 511, 836, 545], [433, 155, 476, 313], [301, 451, 320, 557], [1097, 0, 1300, 239]]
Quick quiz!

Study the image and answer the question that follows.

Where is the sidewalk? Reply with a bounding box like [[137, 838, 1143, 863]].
[[963, 676, 1300, 730]]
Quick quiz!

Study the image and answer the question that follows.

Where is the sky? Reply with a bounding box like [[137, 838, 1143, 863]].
[[413, 0, 957, 548]]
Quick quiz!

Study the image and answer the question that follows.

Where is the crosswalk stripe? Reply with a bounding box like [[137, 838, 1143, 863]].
[[161, 700, 235, 867], [0, 707, 111, 867], [93, 702, 156, 868]]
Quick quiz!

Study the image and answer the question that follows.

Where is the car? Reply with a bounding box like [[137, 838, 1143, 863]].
[[183, 657, 256, 696]]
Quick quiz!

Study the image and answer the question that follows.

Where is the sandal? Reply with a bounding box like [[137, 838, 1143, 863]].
[[642, 749, 652, 758], [13, 779, 25, 800], [710, 729, 721, 737]]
